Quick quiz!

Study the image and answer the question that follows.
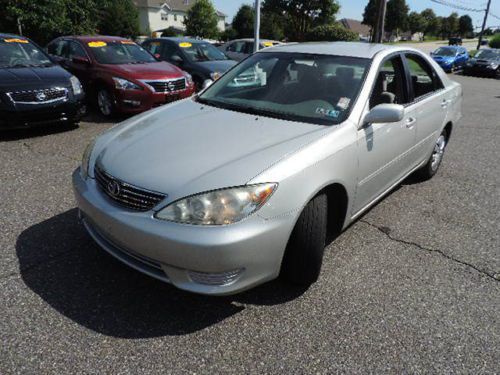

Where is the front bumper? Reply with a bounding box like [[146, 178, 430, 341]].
[[0, 100, 85, 130], [113, 86, 195, 114], [72, 169, 296, 295]]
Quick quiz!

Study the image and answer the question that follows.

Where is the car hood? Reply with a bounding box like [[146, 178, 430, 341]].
[[110, 61, 184, 80], [433, 55, 455, 62], [0, 65, 71, 90], [96, 99, 330, 200], [195, 59, 237, 73]]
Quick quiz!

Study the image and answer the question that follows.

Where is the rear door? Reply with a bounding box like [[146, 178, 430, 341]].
[[403, 53, 448, 164]]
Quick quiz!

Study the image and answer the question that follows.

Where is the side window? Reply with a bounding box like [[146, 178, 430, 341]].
[[244, 42, 254, 54], [68, 42, 86, 59], [145, 41, 162, 55], [162, 43, 182, 61], [48, 40, 67, 57], [370, 56, 407, 109], [405, 54, 443, 100], [228, 41, 246, 53]]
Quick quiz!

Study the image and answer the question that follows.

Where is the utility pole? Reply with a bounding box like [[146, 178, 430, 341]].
[[17, 17, 22, 36], [254, 0, 261, 53], [477, 0, 492, 50], [373, 0, 387, 43]]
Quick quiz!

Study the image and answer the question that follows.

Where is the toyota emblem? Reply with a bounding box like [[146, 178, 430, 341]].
[[36, 92, 47, 101], [107, 180, 121, 197]]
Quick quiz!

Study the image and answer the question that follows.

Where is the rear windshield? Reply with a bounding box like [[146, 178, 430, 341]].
[[180, 42, 228, 62], [434, 47, 456, 57], [88, 41, 156, 64], [0, 38, 52, 68]]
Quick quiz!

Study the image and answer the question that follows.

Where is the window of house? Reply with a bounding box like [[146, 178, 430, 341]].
[[161, 12, 168, 21], [174, 14, 178, 21]]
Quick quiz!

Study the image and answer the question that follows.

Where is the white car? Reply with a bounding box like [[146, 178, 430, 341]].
[[219, 38, 283, 61], [74, 42, 462, 295]]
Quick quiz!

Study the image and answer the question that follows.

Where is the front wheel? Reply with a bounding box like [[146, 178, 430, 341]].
[[97, 88, 115, 117], [280, 193, 328, 285], [416, 129, 448, 180]]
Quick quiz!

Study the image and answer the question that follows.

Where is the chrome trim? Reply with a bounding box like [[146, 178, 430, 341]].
[[6, 87, 69, 105], [139, 78, 187, 93]]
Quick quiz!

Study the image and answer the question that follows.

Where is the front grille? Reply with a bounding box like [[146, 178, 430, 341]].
[[146, 78, 186, 93], [94, 166, 166, 211], [7, 87, 68, 104]]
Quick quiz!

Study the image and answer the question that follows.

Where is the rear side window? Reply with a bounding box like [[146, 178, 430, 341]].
[[143, 41, 162, 55], [68, 42, 87, 59], [47, 40, 67, 57], [162, 43, 181, 60], [405, 54, 443, 100], [228, 41, 245, 53]]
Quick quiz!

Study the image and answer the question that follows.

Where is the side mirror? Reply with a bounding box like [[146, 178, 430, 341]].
[[154, 53, 161, 59], [171, 55, 183, 65], [72, 56, 90, 65], [362, 104, 404, 127]]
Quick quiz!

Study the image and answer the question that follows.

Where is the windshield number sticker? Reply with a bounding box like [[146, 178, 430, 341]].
[[316, 107, 340, 118], [88, 41, 107, 47], [337, 97, 351, 110], [263, 42, 273, 47], [4, 38, 29, 43], [179, 42, 192, 48]]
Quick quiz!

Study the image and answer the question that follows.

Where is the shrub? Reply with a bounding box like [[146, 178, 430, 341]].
[[307, 23, 359, 42], [489, 33, 500, 48]]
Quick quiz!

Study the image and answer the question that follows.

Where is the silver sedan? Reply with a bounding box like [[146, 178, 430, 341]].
[[73, 42, 462, 295]]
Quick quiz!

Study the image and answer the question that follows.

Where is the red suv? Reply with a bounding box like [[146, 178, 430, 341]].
[[47, 36, 195, 116]]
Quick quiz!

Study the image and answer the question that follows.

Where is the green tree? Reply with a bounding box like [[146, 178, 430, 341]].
[[408, 11, 425, 36], [385, 0, 409, 36], [184, 0, 219, 39], [421, 8, 439, 37], [263, 0, 340, 41], [98, 0, 140, 37], [458, 15, 473, 38], [362, 0, 378, 30], [261, 11, 286, 40], [307, 23, 358, 42], [232, 4, 255, 38], [440, 12, 459, 38]]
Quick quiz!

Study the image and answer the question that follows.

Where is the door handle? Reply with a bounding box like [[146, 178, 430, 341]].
[[405, 117, 416, 128], [441, 99, 450, 108]]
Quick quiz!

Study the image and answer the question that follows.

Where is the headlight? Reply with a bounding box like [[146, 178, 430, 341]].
[[210, 71, 221, 81], [70, 75, 82, 95], [81, 138, 97, 179], [112, 77, 142, 90], [490, 63, 498, 69], [155, 183, 277, 225], [184, 72, 193, 85]]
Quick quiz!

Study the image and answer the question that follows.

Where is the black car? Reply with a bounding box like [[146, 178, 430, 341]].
[[0, 33, 85, 130], [463, 49, 500, 78], [449, 37, 463, 46], [142, 37, 237, 90]]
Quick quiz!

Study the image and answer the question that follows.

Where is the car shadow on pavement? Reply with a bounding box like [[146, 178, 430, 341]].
[[0, 123, 80, 142], [16, 209, 307, 338]]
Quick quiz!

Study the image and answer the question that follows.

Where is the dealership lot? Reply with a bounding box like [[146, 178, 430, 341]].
[[1, 73, 499, 373]]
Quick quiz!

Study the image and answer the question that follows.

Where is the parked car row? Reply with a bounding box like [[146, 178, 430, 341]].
[[430, 45, 500, 78]]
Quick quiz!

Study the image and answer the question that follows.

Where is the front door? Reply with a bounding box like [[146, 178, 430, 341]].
[[353, 54, 417, 214]]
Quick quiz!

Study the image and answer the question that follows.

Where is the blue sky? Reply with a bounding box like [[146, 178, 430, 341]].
[[212, 0, 500, 30]]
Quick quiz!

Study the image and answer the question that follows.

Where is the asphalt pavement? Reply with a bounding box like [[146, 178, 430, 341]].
[[1, 74, 499, 374]]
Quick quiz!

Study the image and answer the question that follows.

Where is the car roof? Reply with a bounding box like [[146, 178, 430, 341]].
[[65, 35, 132, 43], [260, 42, 403, 59], [158, 37, 210, 44], [228, 38, 280, 43]]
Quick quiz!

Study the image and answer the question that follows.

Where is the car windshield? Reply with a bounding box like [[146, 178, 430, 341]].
[[475, 49, 500, 59], [0, 38, 52, 68], [180, 42, 228, 62], [89, 41, 156, 64], [434, 47, 456, 57], [198, 52, 370, 125]]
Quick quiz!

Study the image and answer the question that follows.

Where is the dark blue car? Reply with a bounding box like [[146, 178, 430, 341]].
[[431, 46, 469, 73]]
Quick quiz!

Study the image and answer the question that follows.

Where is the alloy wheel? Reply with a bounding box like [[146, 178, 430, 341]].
[[431, 135, 446, 171], [97, 90, 112, 116]]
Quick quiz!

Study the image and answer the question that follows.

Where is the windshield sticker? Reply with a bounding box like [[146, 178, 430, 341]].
[[4, 38, 29, 43], [316, 108, 340, 118], [337, 97, 351, 110], [263, 41, 273, 47], [88, 41, 107, 48], [179, 42, 192, 48], [120, 40, 135, 45]]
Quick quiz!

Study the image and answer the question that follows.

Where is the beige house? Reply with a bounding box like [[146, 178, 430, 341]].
[[134, 0, 226, 35]]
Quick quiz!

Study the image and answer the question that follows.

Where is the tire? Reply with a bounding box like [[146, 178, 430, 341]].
[[415, 129, 448, 181], [96, 87, 115, 117], [280, 193, 328, 285]]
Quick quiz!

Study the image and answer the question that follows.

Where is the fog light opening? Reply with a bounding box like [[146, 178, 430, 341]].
[[188, 268, 244, 286]]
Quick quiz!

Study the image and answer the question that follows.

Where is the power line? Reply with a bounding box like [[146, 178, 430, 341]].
[[430, 0, 485, 13]]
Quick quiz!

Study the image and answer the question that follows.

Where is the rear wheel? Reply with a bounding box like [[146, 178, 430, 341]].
[[280, 193, 328, 285], [416, 129, 448, 180]]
